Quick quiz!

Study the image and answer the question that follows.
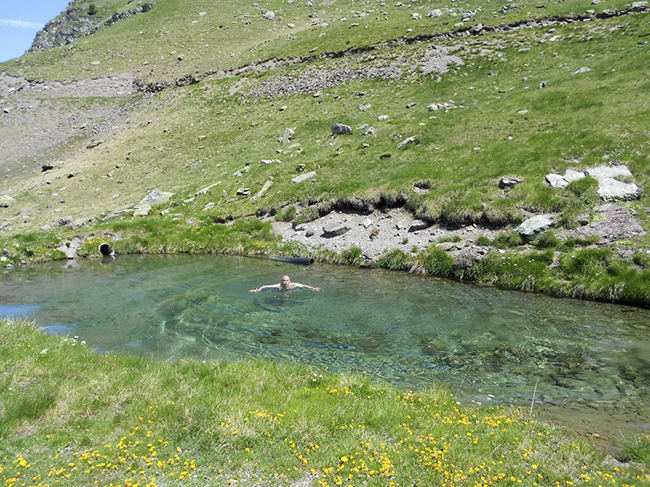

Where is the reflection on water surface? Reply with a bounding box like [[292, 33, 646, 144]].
[[1, 254, 648, 449]]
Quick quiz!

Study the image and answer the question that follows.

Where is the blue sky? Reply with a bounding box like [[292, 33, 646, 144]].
[[0, 0, 71, 62]]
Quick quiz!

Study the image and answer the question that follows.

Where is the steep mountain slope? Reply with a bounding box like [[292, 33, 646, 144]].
[[1, 0, 649, 304]]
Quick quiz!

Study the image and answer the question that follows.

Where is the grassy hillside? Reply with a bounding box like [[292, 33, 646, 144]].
[[0, 0, 649, 304]]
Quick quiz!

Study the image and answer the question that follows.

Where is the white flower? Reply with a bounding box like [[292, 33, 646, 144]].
[[40, 348, 49, 355]]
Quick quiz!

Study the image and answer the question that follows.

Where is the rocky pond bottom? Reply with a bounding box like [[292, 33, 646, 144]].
[[1, 254, 648, 452]]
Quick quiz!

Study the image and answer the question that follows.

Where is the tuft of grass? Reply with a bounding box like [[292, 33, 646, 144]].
[[533, 231, 560, 249], [476, 235, 492, 247], [493, 231, 524, 249], [339, 246, 362, 265], [420, 246, 455, 277], [376, 249, 412, 271], [624, 434, 650, 468], [276, 205, 297, 223]]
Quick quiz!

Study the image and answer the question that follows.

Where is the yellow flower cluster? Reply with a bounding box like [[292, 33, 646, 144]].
[[2, 381, 649, 487]]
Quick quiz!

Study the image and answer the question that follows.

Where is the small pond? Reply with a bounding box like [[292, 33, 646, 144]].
[[1, 254, 648, 450]]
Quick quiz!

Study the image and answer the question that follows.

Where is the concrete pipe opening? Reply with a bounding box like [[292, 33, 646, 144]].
[[99, 243, 115, 256]]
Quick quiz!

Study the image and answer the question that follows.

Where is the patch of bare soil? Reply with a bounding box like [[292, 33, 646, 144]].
[[0, 73, 137, 181], [271, 207, 503, 261], [271, 203, 647, 264]]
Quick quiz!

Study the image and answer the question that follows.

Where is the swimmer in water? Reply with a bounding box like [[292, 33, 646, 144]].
[[250, 275, 320, 293]]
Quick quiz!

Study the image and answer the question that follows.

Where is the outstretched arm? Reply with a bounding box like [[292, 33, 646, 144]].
[[293, 283, 320, 291], [250, 284, 280, 293]]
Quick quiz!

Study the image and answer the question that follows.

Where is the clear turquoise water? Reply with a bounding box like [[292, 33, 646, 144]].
[[1, 254, 648, 446]]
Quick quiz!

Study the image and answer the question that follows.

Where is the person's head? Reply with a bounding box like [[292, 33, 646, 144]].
[[280, 275, 291, 289]]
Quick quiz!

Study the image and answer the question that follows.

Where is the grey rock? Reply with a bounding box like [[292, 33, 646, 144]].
[[436, 242, 458, 251], [408, 219, 429, 232], [564, 169, 586, 183], [574, 204, 646, 244], [292, 171, 317, 184], [546, 174, 569, 189], [278, 127, 295, 144], [359, 103, 372, 112], [499, 177, 521, 189], [56, 238, 83, 259], [362, 126, 376, 136], [631, 1, 648, 7], [262, 9, 276, 20], [453, 246, 487, 270], [142, 189, 173, 206], [73, 217, 93, 228], [331, 123, 352, 135], [585, 164, 633, 182], [236, 187, 251, 196], [323, 221, 350, 236], [59, 216, 73, 226], [195, 182, 221, 196], [517, 214, 555, 239], [427, 9, 443, 18], [572, 67, 592, 75], [133, 203, 152, 217], [597, 179, 643, 201], [0, 195, 15, 207], [397, 136, 417, 148], [427, 102, 455, 111], [260, 159, 281, 165], [362, 217, 374, 229], [252, 179, 274, 200]]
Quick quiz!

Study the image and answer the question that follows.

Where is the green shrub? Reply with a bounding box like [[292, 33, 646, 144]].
[[534, 231, 559, 249], [340, 246, 362, 265], [293, 207, 319, 225], [437, 235, 461, 244], [87, 3, 98, 15], [558, 235, 599, 251], [376, 249, 412, 271], [466, 250, 554, 291], [560, 248, 612, 277], [624, 434, 650, 468], [566, 177, 600, 204], [476, 235, 491, 247], [422, 246, 454, 277], [632, 252, 650, 269], [494, 231, 523, 249], [276, 206, 297, 222]]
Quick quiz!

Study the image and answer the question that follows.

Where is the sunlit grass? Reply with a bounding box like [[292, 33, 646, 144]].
[[1, 319, 649, 486]]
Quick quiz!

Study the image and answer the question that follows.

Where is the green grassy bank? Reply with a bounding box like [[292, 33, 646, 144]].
[[2, 214, 650, 307], [1, 319, 649, 486]]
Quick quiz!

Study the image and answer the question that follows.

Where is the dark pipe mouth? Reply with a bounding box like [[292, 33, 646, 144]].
[[99, 243, 114, 256]]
